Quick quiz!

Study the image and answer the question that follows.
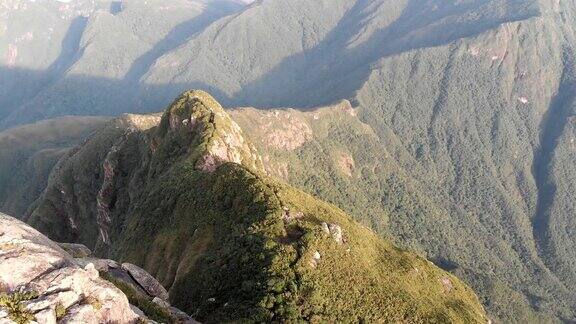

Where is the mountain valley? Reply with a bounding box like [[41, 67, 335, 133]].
[[2, 0, 576, 322]]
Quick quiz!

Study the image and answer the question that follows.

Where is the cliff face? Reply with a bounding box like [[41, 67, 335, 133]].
[[24, 90, 488, 322]]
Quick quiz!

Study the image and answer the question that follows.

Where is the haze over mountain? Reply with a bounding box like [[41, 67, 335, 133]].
[[1, 0, 576, 322]]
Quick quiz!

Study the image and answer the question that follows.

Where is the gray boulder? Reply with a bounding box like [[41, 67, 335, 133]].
[[73, 257, 119, 272], [320, 222, 344, 244], [121, 263, 169, 301]]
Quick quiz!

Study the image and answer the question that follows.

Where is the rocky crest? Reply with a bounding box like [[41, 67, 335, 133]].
[[159, 90, 264, 173]]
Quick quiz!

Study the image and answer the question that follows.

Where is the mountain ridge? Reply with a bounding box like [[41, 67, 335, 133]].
[[19, 90, 488, 322], [2, 0, 576, 321]]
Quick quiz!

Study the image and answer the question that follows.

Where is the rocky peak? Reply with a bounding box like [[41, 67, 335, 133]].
[[159, 90, 265, 173]]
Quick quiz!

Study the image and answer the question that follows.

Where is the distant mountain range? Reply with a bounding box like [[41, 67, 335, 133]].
[[1, 0, 576, 322]]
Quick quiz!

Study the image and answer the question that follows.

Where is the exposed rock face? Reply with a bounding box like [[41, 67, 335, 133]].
[[337, 152, 355, 177], [264, 117, 312, 151], [121, 263, 169, 301], [321, 222, 344, 244], [73, 258, 119, 272], [0, 213, 138, 324], [230, 101, 367, 182], [310, 251, 321, 268], [96, 144, 119, 246], [0, 212, 196, 323], [328, 223, 344, 244], [162, 90, 264, 174], [233, 109, 314, 151]]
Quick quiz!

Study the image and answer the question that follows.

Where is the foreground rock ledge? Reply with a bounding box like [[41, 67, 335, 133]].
[[0, 213, 192, 323]]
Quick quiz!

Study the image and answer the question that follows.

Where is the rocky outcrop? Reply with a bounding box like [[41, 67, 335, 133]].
[[321, 222, 344, 244], [0, 213, 138, 323], [121, 263, 169, 301], [161, 90, 264, 174], [0, 213, 195, 323]]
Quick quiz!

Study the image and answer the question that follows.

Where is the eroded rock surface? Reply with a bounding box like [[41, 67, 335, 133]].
[[0, 213, 138, 324], [161, 90, 264, 174]]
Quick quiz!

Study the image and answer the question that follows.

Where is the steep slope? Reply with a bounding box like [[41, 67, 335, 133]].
[[25, 90, 487, 322], [3, 0, 576, 321]]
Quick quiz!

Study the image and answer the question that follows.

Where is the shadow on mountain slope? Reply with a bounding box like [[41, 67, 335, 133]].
[[0, 16, 88, 121], [0, 66, 229, 130], [231, 0, 541, 108], [532, 48, 576, 280], [0, 1, 245, 128], [0, 0, 541, 123], [123, 1, 244, 85]]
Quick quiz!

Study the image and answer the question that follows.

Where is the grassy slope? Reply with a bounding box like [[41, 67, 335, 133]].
[[26, 91, 487, 322], [125, 162, 487, 322]]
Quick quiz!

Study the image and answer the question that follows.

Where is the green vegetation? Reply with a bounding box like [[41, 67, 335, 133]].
[[234, 97, 576, 322], [83, 296, 102, 311], [55, 303, 67, 320], [3, 0, 576, 321], [152, 163, 485, 322], [0, 116, 109, 218], [0, 291, 39, 324], [25, 91, 487, 322]]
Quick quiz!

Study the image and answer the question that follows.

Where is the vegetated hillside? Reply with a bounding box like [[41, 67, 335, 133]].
[[140, 0, 540, 109], [0, 116, 109, 217], [2, 0, 576, 322], [233, 94, 576, 323], [229, 100, 432, 236], [144, 1, 576, 322], [24, 91, 487, 322]]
